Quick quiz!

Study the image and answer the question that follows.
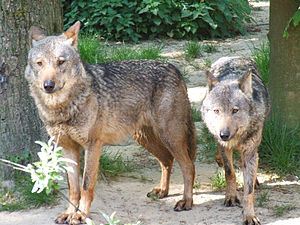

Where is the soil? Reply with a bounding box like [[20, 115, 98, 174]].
[[1, 1, 299, 225]]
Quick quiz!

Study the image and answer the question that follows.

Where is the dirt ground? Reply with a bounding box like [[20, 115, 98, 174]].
[[1, 1, 299, 225]]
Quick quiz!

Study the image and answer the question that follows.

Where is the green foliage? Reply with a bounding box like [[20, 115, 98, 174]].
[[191, 106, 202, 122], [1, 137, 75, 195], [0, 175, 58, 212], [251, 41, 270, 84], [63, 0, 252, 42], [273, 204, 296, 217], [209, 170, 226, 190], [86, 211, 143, 225], [100, 151, 135, 177], [78, 36, 165, 63], [256, 191, 269, 207], [283, 8, 300, 39], [184, 41, 203, 60], [197, 123, 217, 163], [259, 113, 300, 177], [202, 44, 218, 54]]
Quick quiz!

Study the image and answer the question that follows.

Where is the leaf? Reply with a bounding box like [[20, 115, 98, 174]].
[[292, 9, 300, 26], [153, 17, 161, 26]]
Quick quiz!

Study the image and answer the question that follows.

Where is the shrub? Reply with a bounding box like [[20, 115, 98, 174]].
[[63, 0, 252, 42]]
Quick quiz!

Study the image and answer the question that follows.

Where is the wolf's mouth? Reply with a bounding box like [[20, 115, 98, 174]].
[[41, 82, 65, 94]]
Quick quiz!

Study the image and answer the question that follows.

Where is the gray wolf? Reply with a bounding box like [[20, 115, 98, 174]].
[[25, 21, 196, 224], [201, 57, 270, 225]]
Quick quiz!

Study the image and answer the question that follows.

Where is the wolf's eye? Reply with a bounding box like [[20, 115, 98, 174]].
[[214, 109, 220, 114], [37, 61, 43, 67], [58, 59, 65, 66], [232, 108, 239, 114]]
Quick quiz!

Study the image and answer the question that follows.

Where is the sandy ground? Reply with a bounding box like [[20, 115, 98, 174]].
[[1, 1, 300, 225]]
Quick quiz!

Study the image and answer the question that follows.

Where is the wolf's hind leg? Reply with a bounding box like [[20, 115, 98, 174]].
[[134, 126, 174, 199], [154, 126, 195, 211], [219, 144, 240, 207]]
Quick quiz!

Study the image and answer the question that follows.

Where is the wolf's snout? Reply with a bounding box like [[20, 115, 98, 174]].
[[44, 80, 55, 93], [220, 130, 230, 141]]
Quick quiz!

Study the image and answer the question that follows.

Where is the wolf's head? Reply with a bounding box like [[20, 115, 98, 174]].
[[25, 21, 85, 95], [201, 70, 254, 147]]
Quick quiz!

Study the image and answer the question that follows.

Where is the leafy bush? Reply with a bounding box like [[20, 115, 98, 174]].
[[63, 0, 252, 42]]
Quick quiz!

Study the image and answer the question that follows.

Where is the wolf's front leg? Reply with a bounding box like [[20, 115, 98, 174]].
[[219, 144, 240, 207], [69, 140, 102, 225], [55, 146, 81, 224], [242, 148, 261, 225]]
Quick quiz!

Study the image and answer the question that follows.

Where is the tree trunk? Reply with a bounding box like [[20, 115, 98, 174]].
[[269, 0, 300, 127], [0, 0, 63, 179]]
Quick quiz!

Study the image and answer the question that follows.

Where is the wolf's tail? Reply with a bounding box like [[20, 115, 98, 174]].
[[187, 109, 197, 161]]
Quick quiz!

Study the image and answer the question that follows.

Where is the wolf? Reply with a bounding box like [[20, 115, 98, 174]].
[[201, 57, 270, 225], [25, 21, 197, 224]]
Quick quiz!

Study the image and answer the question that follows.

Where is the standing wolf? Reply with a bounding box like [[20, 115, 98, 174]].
[[201, 57, 270, 225], [25, 22, 196, 224]]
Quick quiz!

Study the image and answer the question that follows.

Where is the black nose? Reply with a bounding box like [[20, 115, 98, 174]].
[[220, 130, 230, 141], [44, 80, 55, 93]]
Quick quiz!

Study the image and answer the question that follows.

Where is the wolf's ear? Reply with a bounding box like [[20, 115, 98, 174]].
[[63, 21, 81, 48], [206, 71, 218, 91], [29, 26, 45, 48], [239, 69, 252, 96]]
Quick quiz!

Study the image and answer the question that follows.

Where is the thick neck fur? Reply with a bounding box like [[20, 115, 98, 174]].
[[29, 75, 92, 126]]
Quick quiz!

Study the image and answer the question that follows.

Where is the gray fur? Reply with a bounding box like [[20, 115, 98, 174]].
[[201, 56, 270, 225]]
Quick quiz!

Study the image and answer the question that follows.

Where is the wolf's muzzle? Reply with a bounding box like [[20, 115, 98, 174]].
[[44, 80, 55, 93], [220, 130, 230, 141]]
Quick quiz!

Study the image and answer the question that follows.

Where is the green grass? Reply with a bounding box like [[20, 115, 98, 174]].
[[191, 106, 202, 122], [256, 191, 269, 207], [209, 170, 226, 190], [100, 151, 135, 177], [197, 124, 217, 163], [273, 204, 296, 217], [259, 113, 300, 177], [184, 41, 203, 60], [78, 36, 165, 64], [251, 41, 270, 84], [0, 174, 58, 212], [202, 44, 218, 53]]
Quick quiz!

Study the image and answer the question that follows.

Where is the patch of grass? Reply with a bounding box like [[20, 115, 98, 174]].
[[100, 151, 135, 177], [259, 113, 300, 177], [191, 106, 202, 122], [256, 191, 269, 207], [0, 175, 58, 212], [78, 36, 165, 64], [193, 178, 201, 189], [209, 170, 226, 190], [197, 124, 217, 163], [184, 41, 203, 60], [202, 44, 218, 53], [204, 58, 212, 68], [251, 41, 270, 84], [272, 204, 296, 217]]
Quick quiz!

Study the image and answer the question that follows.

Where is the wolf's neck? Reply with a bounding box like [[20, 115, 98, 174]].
[[33, 80, 92, 125]]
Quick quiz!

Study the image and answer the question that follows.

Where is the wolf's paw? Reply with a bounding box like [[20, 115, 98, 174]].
[[224, 195, 241, 207], [55, 213, 69, 224], [173, 199, 193, 211], [55, 212, 87, 225], [147, 188, 168, 199], [243, 215, 261, 225], [69, 212, 87, 225]]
